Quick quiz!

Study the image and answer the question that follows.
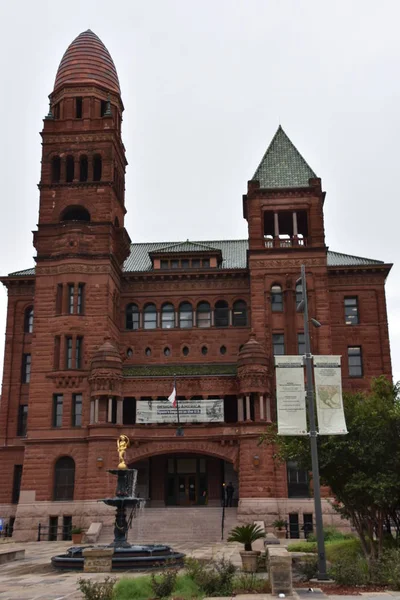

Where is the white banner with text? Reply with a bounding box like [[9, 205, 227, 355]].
[[136, 398, 224, 424], [314, 355, 347, 435], [275, 356, 307, 435]]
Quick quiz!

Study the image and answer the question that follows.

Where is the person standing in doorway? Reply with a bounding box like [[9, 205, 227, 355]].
[[226, 482, 234, 507]]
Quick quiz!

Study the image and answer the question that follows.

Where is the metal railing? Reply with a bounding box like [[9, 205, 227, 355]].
[[37, 522, 72, 542], [0, 520, 14, 539], [264, 237, 308, 248]]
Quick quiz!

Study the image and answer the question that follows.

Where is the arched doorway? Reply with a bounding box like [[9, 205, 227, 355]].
[[130, 453, 238, 508]]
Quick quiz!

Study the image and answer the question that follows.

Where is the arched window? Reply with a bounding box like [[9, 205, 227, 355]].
[[66, 155, 74, 183], [296, 282, 303, 306], [161, 303, 175, 329], [271, 285, 283, 312], [54, 456, 75, 501], [196, 302, 211, 328], [179, 302, 193, 328], [93, 155, 102, 181], [126, 303, 139, 330], [60, 206, 91, 222], [232, 300, 247, 326], [143, 304, 157, 329], [215, 300, 229, 327], [24, 306, 34, 334], [51, 156, 61, 183], [79, 155, 88, 182]]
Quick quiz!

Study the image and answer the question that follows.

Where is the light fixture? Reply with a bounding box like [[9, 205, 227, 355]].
[[311, 318, 322, 328], [253, 455, 260, 467], [96, 457, 104, 468]]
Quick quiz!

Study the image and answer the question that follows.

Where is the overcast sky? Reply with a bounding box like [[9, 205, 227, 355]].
[[0, 0, 399, 382]]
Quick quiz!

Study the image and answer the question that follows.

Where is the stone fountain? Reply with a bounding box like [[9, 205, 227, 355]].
[[51, 435, 185, 570]]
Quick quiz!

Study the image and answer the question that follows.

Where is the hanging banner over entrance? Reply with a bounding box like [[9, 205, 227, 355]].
[[136, 398, 224, 424], [275, 356, 307, 436], [313, 355, 347, 435]]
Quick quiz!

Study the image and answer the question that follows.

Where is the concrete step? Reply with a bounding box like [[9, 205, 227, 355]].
[[98, 507, 239, 544]]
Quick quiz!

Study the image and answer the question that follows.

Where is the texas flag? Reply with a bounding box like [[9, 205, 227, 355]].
[[168, 385, 177, 408]]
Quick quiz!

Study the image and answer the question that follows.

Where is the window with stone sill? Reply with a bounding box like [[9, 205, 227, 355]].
[[53, 394, 63, 428], [273, 333, 285, 356], [179, 302, 193, 328], [144, 304, 157, 329], [24, 306, 34, 333], [72, 394, 82, 427], [17, 405, 28, 437], [126, 303, 139, 330], [53, 456, 74, 501], [271, 284, 283, 312], [196, 301, 211, 328], [22, 353, 31, 383]]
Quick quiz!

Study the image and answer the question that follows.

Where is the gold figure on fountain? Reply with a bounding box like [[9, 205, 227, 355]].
[[117, 434, 130, 469]]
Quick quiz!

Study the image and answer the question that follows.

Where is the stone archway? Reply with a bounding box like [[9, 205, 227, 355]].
[[127, 440, 239, 507], [126, 439, 238, 469]]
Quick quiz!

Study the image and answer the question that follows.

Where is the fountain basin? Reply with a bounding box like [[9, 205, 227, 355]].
[[51, 544, 185, 571]]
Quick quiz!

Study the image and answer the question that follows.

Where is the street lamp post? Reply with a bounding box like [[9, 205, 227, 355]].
[[297, 264, 328, 580]]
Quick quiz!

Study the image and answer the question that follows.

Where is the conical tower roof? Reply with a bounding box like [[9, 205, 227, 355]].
[[53, 29, 120, 94], [252, 125, 316, 188]]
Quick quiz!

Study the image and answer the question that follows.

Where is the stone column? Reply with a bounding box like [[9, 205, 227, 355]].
[[293, 211, 298, 237], [274, 212, 280, 236], [116, 398, 123, 425], [107, 397, 113, 423], [259, 394, 265, 421], [90, 399, 95, 424], [237, 396, 244, 422], [245, 395, 251, 421], [94, 397, 99, 423], [266, 396, 271, 422]]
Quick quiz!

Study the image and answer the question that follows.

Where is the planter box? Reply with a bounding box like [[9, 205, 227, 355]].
[[239, 550, 260, 572]]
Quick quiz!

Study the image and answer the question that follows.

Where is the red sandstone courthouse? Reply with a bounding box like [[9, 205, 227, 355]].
[[0, 30, 392, 542]]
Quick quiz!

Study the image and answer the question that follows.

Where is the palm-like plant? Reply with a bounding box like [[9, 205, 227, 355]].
[[228, 523, 265, 551]]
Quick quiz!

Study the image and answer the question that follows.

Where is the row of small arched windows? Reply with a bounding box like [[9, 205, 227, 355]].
[[271, 283, 302, 312], [126, 300, 248, 330], [51, 154, 102, 184]]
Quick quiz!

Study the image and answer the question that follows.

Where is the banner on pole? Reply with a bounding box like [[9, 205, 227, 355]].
[[136, 398, 224, 424], [313, 355, 347, 435], [275, 356, 307, 435]]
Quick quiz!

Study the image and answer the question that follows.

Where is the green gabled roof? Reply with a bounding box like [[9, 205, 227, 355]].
[[252, 125, 317, 188], [123, 364, 237, 377], [153, 241, 219, 254]]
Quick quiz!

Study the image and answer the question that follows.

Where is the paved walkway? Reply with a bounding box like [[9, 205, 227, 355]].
[[0, 539, 243, 600], [2, 540, 400, 600]]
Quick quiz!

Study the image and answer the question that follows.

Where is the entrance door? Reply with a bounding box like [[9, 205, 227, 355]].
[[177, 475, 197, 505]]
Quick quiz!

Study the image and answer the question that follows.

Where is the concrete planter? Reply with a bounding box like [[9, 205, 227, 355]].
[[275, 529, 286, 539], [239, 550, 260, 572]]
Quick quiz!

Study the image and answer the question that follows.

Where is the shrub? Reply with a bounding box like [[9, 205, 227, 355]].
[[380, 548, 400, 589], [150, 570, 177, 599], [287, 541, 317, 553], [297, 557, 318, 581], [325, 537, 362, 562], [328, 556, 369, 586], [184, 557, 236, 596], [233, 573, 271, 593], [78, 577, 116, 600], [307, 526, 352, 543]]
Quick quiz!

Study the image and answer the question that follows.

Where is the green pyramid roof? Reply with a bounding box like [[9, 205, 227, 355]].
[[252, 126, 317, 188]]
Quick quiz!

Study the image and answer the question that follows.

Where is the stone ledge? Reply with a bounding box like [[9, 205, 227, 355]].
[[0, 548, 25, 564]]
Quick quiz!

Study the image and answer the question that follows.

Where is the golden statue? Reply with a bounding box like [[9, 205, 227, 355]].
[[117, 434, 130, 469]]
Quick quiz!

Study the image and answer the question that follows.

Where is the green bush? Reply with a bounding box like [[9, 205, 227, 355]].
[[150, 570, 177, 599], [307, 526, 352, 543], [325, 538, 362, 562], [78, 577, 116, 600], [184, 557, 236, 596], [287, 541, 317, 553], [380, 548, 400, 589], [233, 573, 271, 594], [328, 556, 369, 586], [297, 557, 318, 581], [113, 576, 153, 600]]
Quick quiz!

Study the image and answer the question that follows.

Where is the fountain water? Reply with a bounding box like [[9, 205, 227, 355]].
[[51, 437, 185, 571]]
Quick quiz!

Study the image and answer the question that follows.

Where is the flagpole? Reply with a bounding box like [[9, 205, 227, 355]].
[[174, 375, 180, 425]]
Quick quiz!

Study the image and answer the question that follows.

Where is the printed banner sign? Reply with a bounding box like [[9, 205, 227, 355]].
[[136, 398, 224, 424], [275, 356, 307, 435], [314, 355, 347, 435]]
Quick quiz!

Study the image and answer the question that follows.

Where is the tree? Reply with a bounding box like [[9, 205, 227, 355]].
[[262, 376, 400, 562]]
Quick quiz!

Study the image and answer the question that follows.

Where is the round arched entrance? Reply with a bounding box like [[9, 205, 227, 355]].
[[128, 444, 238, 508]]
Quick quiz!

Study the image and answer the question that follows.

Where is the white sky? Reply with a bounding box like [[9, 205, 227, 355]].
[[1, 0, 400, 382]]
